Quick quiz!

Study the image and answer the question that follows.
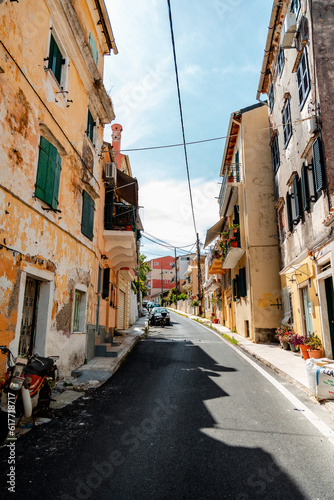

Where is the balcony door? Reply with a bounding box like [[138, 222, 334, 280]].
[[19, 277, 40, 355], [301, 287, 312, 337]]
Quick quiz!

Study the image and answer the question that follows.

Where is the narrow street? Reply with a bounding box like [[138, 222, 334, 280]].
[[1, 311, 334, 500]]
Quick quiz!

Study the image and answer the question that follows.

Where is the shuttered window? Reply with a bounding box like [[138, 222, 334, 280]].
[[271, 135, 280, 173], [102, 268, 110, 300], [282, 98, 292, 148], [86, 109, 95, 143], [278, 47, 285, 77], [89, 32, 98, 65], [286, 192, 293, 232], [269, 84, 274, 113], [301, 163, 310, 211], [48, 34, 64, 85], [313, 137, 325, 192], [296, 50, 311, 110], [239, 268, 247, 298], [293, 175, 302, 225], [232, 275, 240, 302], [81, 190, 95, 240], [35, 136, 62, 209]]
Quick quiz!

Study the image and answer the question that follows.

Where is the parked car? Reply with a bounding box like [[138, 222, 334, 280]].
[[149, 307, 171, 326]]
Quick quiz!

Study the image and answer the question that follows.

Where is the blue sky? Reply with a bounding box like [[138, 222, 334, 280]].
[[104, 0, 272, 259]]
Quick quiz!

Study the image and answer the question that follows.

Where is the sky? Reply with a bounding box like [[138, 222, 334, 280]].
[[103, 0, 273, 260]]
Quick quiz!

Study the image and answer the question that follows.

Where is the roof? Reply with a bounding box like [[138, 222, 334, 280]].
[[219, 102, 264, 177], [256, 0, 289, 99], [95, 0, 118, 54]]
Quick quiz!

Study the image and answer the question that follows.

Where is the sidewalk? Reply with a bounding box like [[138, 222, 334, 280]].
[[51, 315, 148, 409], [171, 309, 334, 414]]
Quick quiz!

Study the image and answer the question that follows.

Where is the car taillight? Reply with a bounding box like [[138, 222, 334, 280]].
[[9, 376, 25, 391]]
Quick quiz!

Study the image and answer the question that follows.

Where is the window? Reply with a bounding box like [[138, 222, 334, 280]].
[[271, 134, 280, 173], [239, 268, 247, 298], [89, 32, 98, 65], [292, 174, 302, 225], [232, 275, 240, 302], [269, 84, 274, 112], [286, 192, 293, 232], [154, 262, 159, 266], [282, 98, 292, 148], [291, 0, 301, 18], [86, 109, 95, 143], [48, 34, 65, 86], [278, 47, 285, 77], [72, 287, 87, 333], [297, 50, 311, 110], [102, 268, 110, 300], [81, 190, 95, 240], [35, 136, 62, 209], [313, 137, 325, 193]]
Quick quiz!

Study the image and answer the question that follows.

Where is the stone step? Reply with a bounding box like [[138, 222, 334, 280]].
[[94, 343, 120, 358]]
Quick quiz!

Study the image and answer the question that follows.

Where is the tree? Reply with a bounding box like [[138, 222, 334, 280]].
[[133, 255, 151, 298]]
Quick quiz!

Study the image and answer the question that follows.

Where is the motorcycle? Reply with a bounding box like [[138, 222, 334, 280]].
[[0, 346, 58, 444]]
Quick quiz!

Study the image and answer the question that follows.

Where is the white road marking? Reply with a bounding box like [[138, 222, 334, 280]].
[[172, 312, 334, 447]]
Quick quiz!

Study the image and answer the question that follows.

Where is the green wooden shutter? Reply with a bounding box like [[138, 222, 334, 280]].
[[102, 268, 110, 300], [87, 109, 95, 143], [286, 193, 293, 232], [81, 190, 95, 240], [301, 163, 310, 211], [89, 32, 98, 65], [35, 137, 61, 208], [313, 137, 325, 192], [35, 137, 50, 202], [232, 279, 237, 302], [293, 175, 301, 223], [48, 34, 63, 84], [239, 268, 247, 298]]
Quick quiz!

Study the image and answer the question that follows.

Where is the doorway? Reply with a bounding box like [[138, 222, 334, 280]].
[[19, 277, 40, 355], [324, 276, 334, 357], [301, 287, 312, 337]]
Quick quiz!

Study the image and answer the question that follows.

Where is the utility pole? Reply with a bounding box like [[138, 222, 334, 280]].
[[197, 233, 202, 316], [174, 247, 178, 309], [161, 262, 164, 305]]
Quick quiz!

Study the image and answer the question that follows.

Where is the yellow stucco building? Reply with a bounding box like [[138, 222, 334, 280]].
[[0, 0, 119, 377]]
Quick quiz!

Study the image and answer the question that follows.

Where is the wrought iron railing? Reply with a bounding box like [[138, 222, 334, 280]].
[[104, 202, 136, 231], [218, 162, 241, 213]]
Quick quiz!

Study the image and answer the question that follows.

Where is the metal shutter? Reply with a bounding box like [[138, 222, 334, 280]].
[[117, 290, 126, 330]]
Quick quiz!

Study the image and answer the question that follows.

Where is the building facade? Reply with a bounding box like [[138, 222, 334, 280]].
[[257, 0, 334, 357], [205, 104, 281, 341], [146, 256, 175, 302], [0, 0, 118, 377]]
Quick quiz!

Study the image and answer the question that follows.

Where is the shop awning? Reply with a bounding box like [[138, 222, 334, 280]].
[[115, 170, 138, 206], [204, 218, 226, 248]]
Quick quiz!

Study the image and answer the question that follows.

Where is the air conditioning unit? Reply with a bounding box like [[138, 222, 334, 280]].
[[307, 116, 317, 134], [282, 11, 297, 48], [105, 162, 117, 182]]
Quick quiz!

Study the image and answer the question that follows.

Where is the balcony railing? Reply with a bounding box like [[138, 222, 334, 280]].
[[219, 162, 241, 215], [104, 202, 136, 231]]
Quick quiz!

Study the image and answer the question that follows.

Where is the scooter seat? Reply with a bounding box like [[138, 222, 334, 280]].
[[25, 357, 54, 375]]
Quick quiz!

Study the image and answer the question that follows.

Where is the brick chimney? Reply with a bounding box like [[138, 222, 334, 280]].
[[111, 123, 123, 169]]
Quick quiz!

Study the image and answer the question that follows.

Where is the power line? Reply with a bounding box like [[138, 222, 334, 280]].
[[167, 0, 197, 237], [144, 231, 196, 249], [116, 116, 314, 153], [142, 234, 194, 254]]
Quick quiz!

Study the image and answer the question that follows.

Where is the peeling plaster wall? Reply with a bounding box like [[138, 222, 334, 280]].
[[0, 0, 113, 378]]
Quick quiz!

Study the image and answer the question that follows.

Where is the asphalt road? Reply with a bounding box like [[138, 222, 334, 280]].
[[1, 311, 334, 500]]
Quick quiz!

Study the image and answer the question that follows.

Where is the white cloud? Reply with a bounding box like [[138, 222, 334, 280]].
[[139, 178, 220, 252]]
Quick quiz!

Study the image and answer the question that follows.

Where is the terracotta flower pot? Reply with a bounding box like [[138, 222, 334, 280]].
[[213, 319, 219, 324], [300, 344, 309, 360], [308, 349, 324, 359]]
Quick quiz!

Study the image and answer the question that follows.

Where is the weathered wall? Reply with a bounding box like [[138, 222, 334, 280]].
[[312, 0, 334, 207]]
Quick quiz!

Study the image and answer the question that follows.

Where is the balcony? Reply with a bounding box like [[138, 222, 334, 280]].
[[208, 249, 224, 275], [222, 238, 245, 269], [219, 162, 241, 218], [103, 202, 137, 271]]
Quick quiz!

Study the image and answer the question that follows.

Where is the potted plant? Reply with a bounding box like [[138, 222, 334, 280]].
[[275, 324, 294, 350], [229, 223, 240, 233], [288, 333, 305, 353], [230, 237, 238, 248], [305, 334, 324, 359]]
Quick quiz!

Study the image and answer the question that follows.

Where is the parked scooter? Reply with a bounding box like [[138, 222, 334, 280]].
[[0, 346, 58, 444]]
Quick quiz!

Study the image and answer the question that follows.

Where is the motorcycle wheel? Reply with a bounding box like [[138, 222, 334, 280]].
[[0, 410, 9, 445], [36, 381, 52, 412]]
